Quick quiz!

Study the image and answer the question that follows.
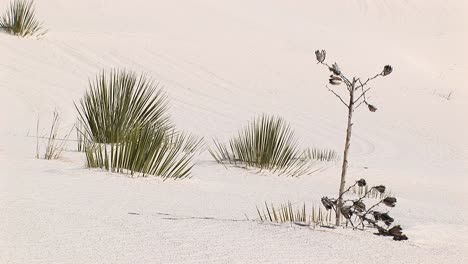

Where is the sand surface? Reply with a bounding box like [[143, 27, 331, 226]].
[[1, 0, 467, 263]]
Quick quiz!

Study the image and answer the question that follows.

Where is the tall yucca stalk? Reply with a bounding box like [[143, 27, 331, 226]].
[[210, 115, 313, 176], [76, 69, 171, 144], [315, 49, 393, 225], [0, 0, 45, 37]]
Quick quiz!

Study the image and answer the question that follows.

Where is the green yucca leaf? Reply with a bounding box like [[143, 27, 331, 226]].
[[210, 115, 316, 176], [0, 0, 45, 37], [76, 69, 171, 144]]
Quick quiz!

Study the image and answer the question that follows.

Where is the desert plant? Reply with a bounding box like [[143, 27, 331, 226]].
[[257, 202, 340, 227], [302, 148, 338, 162], [315, 50, 393, 225], [434, 90, 454, 101], [36, 111, 74, 160], [84, 127, 202, 180], [76, 69, 171, 144], [0, 0, 45, 37], [444, 90, 454, 100], [77, 69, 202, 179], [209, 115, 315, 176], [321, 178, 408, 241], [75, 120, 86, 152]]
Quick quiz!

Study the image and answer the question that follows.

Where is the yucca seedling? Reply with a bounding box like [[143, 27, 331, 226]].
[[0, 0, 46, 37], [302, 148, 339, 162], [36, 111, 74, 160], [76, 69, 171, 144], [210, 115, 316, 176], [257, 201, 342, 227]]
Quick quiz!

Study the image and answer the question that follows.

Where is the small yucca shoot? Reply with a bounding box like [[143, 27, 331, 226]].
[[0, 0, 45, 37], [303, 148, 338, 162]]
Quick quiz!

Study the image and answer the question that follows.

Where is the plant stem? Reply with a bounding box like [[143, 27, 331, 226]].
[[336, 78, 356, 226]]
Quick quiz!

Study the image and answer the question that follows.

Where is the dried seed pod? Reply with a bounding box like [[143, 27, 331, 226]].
[[376, 226, 388, 236], [321, 197, 335, 210], [357, 178, 367, 187], [393, 234, 408, 241], [383, 197, 397, 207], [329, 75, 342, 85], [388, 225, 403, 236], [374, 211, 395, 226], [372, 211, 382, 220], [382, 65, 393, 76], [368, 104, 378, 112], [380, 213, 394, 226], [353, 201, 366, 212], [315, 50, 326, 63], [341, 206, 353, 219], [329, 62, 341, 75], [374, 185, 386, 193]]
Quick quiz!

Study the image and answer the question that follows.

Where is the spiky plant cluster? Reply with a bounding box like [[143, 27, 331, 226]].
[[209, 115, 316, 176], [0, 0, 45, 37], [76, 69, 171, 144], [85, 128, 201, 180], [257, 202, 342, 227], [302, 148, 339, 162], [321, 178, 408, 241], [76, 69, 202, 179]]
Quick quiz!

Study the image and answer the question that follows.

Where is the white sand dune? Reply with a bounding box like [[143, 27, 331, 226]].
[[1, 0, 467, 263]]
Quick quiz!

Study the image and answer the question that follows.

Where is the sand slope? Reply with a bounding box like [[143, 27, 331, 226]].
[[1, 0, 467, 263]]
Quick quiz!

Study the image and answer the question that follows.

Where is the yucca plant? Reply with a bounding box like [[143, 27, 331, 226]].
[[315, 49, 394, 225], [257, 202, 339, 227], [0, 0, 45, 37], [77, 69, 202, 179], [302, 148, 339, 162], [321, 178, 408, 240], [84, 127, 202, 180], [76, 69, 171, 144], [210, 115, 314, 176]]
